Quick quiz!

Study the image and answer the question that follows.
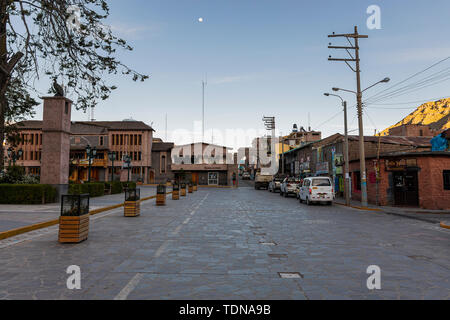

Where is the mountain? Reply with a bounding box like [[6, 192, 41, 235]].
[[379, 98, 450, 136]]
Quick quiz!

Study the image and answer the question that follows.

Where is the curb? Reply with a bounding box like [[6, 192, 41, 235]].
[[440, 222, 450, 230], [334, 201, 382, 212], [0, 191, 175, 241]]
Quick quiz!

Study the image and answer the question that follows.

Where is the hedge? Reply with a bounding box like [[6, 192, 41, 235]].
[[0, 184, 57, 204], [121, 181, 136, 190], [104, 181, 123, 194], [69, 183, 105, 197]]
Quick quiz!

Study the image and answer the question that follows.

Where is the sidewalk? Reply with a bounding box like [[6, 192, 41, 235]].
[[0, 186, 158, 232], [334, 197, 450, 226]]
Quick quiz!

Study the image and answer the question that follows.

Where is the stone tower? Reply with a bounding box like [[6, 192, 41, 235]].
[[40, 97, 72, 199]]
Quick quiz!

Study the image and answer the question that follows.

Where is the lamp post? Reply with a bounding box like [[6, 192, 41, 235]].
[[332, 77, 390, 207], [7, 147, 23, 166], [324, 93, 350, 206], [123, 154, 132, 182], [85, 145, 97, 183], [108, 151, 116, 182]]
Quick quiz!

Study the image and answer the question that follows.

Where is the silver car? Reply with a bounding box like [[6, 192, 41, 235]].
[[269, 176, 284, 193], [280, 177, 301, 197]]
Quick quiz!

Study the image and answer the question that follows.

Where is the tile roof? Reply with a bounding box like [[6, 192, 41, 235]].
[[13, 120, 154, 132]]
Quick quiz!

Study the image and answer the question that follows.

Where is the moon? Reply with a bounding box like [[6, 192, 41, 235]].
[[198, 17, 204, 23]]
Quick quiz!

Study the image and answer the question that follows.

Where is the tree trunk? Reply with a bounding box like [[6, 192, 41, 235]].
[[0, 0, 8, 173]]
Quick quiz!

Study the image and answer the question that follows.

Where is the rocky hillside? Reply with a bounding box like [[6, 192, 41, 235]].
[[379, 98, 450, 136]]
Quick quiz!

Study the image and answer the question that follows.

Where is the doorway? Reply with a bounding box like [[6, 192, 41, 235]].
[[393, 171, 419, 206], [208, 172, 219, 186]]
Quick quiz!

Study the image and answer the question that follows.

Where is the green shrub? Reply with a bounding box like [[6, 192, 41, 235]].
[[69, 183, 104, 197], [88, 183, 105, 197], [110, 181, 123, 194], [0, 184, 57, 204], [121, 181, 136, 190]]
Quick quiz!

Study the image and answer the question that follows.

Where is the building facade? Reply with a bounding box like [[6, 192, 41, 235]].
[[5, 120, 155, 183], [279, 133, 450, 209], [171, 142, 238, 186], [150, 139, 175, 184]]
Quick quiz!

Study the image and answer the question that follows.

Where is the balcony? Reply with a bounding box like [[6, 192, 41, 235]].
[[70, 159, 108, 167]]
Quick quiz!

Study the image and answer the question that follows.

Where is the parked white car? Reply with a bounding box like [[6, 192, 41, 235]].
[[298, 177, 334, 205], [280, 177, 301, 197]]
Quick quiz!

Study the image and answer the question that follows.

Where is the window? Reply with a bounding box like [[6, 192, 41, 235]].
[[130, 134, 133, 145], [139, 135, 142, 145], [134, 135, 138, 145], [138, 152, 142, 161], [120, 134, 123, 145], [444, 171, 450, 190], [99, 136, 104, 146], [312, 178, 331, 186]]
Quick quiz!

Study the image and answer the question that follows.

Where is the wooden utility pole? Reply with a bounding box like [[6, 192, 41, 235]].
[[328, 26, 369, 207], [343, 101, 350, 206]]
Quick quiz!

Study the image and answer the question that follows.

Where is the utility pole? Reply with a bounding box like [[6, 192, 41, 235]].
[[262, 116, 276, 175], [328, 26, 369, 207], [324, 93, 350, 206], [343, 101, 350, 206], [202, 78, 207, 143]]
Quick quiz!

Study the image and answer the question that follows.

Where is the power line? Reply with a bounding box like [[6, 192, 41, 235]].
[[363, 56, 450, 103]]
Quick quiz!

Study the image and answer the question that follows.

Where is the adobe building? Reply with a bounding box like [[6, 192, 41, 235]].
[[349, 151, 450, 210], [6, 119, 155, 183], [171, 142, 238, 186], [388, 124, 438, 137], [150, 138, 175, 184]]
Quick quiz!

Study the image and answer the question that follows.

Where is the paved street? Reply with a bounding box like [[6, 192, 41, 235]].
[[0, 182, 449, 300]]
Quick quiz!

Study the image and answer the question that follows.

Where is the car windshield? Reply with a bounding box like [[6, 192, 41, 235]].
[[288, 178, 300, 183], [312, 178, 331, 186]]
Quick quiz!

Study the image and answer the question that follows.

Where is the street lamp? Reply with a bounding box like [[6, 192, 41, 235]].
[[123, 154, 132, 182], [324, 93, 350, 206], [7, 147, 23, 166], [108, 151, 116, 182], [331, 77, 390, 207], [86, 144, 97, 183]]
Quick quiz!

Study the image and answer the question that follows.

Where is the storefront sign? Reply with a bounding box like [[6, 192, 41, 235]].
[[385, 158, 417, 171], [316, 162, 329, 175]]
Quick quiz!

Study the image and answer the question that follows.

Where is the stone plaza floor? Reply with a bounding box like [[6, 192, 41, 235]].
[[0, 182, 449, 299]]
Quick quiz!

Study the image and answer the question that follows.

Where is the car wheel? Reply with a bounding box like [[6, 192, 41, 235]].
[[327, 201, 333, 206], [284, 192, 288, 198]]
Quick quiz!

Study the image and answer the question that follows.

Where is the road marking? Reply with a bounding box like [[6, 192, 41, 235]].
[[172, 193, 209, 236], [183, 217, 191, 224], [113, 273, 144, 300], [154, 240, 170, 258]]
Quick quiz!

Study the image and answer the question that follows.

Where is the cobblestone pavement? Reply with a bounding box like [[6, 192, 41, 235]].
[[0, 186, 158, 232], [0, 183, 449, 300]]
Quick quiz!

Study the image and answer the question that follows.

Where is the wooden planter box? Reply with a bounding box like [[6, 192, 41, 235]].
[[188, 185, 193, 193], [180, 188, 186, 196], [156, 193, 166, 206], [59, 214, 89, 243], [172, 190, 180, 200], [193, 185, 198, 191], [124, 201, 140, 217]]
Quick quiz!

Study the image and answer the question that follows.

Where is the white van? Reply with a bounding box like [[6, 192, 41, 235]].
[[298, 177, 334, 205]]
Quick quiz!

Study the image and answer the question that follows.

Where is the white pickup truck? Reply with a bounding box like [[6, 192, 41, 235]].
[[254, 173, 273, 190]]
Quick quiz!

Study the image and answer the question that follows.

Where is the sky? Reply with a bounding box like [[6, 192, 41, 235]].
[[28, 0, 450, 150]]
